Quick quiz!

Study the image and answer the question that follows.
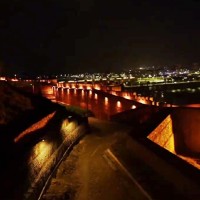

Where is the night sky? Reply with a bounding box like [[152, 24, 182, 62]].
[[0, 0, 200, 74]]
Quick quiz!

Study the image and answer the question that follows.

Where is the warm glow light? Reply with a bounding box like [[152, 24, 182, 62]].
[[104, 97, 109, 106], [117, 101, 121, 107], [94, 93, 98, 99], [81, 90, 84, 96], [148, 115, 175, 153], [147, 115, 200, 170], [29, 139, 53, 177], [94, 86, 100, 90], [10, 78, 19, 82], [43, 87, 54, 95], [60, 120, 77, 139], [123, 95, 131, 99], [138, 99, 146, 104], [131, 105, 136, 109], [14, 112, 56, 143], [110, 91, 117, 96], [0, 77, 6, 80], [183, 104, 200, 108], [149, 97, 153, 101], [72, 84, 76, 89]]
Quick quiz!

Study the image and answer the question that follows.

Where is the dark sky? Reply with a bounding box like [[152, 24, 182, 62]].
[[0, 0, 200, 74]]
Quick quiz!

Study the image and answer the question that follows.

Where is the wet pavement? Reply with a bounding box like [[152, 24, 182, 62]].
[[41, 117, 148, 200]]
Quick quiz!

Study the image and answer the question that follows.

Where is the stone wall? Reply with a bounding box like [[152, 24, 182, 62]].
[[147, 107, 200, 171], [171, 108, 200, 156], [147, 115, 174, 153], [10, 107, 88, 200]]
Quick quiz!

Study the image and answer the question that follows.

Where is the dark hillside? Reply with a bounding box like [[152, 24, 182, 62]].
[[0, 81, 58, 139], [0, 81, 89, 200]]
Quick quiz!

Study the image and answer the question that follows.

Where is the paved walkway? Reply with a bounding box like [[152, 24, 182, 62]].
[[41, 117, 148, 200]]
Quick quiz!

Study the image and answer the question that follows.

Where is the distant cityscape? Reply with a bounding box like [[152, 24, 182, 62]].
[[0, 65, 200, 85]]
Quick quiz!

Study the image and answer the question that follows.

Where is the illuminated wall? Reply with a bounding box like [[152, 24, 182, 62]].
[[148, 108, 200, 170], [171, 108, 200, 155], [148, 115, 175, 153], [18, 110, 88, 199]]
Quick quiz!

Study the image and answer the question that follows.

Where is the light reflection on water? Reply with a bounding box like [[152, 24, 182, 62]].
[[55, 88, 134, 120]]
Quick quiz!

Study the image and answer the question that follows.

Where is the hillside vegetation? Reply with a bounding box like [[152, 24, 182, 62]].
[[0, 81, 33, 124]]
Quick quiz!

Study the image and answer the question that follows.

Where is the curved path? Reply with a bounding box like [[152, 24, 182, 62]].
[[41, 117, 148, 200]]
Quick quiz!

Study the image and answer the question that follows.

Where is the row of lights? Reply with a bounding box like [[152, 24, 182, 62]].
[[53, 86, 137, 109], [53, 85, 183, 108], [104, 96, 136, 109]]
